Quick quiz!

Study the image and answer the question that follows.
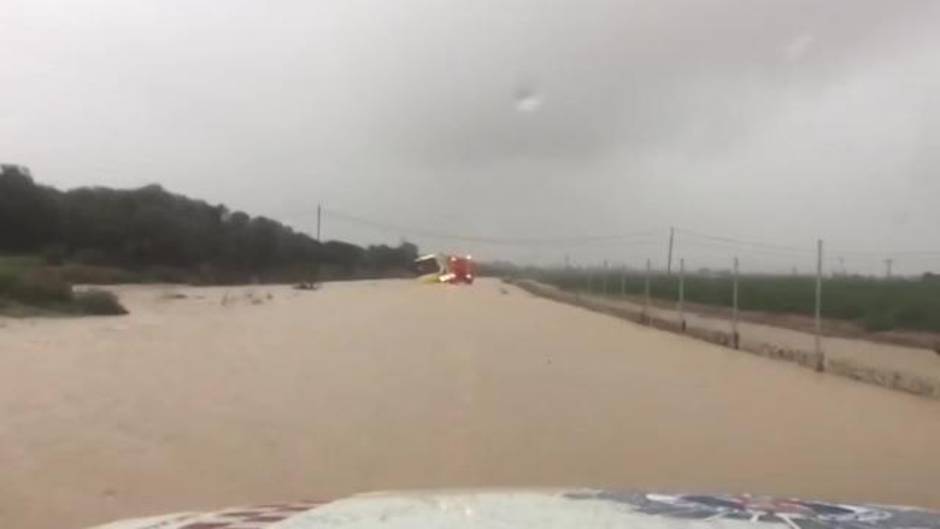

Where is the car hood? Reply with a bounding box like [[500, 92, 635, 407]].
[[87, 489, 940, 529]]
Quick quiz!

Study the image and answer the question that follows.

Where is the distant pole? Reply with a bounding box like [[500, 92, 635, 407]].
[[678, 258, 686, 331], [732, 256, 739, 349], [644, 258, 651, 322], [666, 226, 675, 276], [587, 267, 593, 294], [815, 239, 825, 371], [602, 260, 609, 295], [316, 204, 322, 242], [884, 258, 893, 279]]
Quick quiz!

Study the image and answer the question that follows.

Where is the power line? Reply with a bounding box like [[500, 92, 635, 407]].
[[675, 227, 814, 254], [676, 237, 816, 259], [832, 248, 940, 257], [319, 207, 940, 259], [322, 207, 661, 247]]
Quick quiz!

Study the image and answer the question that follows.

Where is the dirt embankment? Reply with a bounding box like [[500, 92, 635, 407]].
[[509, 278, 940, 400]]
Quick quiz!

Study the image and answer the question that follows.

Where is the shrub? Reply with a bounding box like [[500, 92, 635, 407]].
[[9, 270, 73, 304], [73, 289, 128, 315], [55, 264, 138, 284]]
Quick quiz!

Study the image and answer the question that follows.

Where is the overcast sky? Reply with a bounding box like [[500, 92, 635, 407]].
[[2, 0, 939, 274]]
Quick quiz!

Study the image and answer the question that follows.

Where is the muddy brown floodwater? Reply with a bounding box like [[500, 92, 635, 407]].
[[1, 279, 939, 529]]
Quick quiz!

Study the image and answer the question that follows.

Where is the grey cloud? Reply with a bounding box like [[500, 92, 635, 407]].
[[335, 0, 929, 169], [1, 0, 939, 272]]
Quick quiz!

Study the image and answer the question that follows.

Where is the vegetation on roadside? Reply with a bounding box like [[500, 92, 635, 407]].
[[522, 268, 940, 334], [1, 163, 425, 316], [1, 165, 420, 285], [0, 265, 127, 317], [73, 289, 128, 315]]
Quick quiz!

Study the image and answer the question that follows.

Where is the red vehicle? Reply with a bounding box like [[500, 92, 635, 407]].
[[414, 253, 475, 284], [448, 255, 474, 284]]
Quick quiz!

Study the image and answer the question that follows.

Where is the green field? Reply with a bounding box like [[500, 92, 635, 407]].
[[534, 268, 940, 333]]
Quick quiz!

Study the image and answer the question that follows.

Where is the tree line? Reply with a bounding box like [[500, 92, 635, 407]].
[[0, 165, 418, 282]]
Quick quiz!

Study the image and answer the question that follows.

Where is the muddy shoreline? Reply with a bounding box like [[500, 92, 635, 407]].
[[508, 278, 940, 400]]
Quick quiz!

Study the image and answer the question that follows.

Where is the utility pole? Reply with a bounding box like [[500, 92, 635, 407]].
[[815, 239, 825, 372], [644, 258, 651, 322], [732, 256, 739, 349], [666, 226, 675, 276], [316, 204, 322, 242], [602, 260, 609, 295], [678, 258, 686, 331], [884, 258, 893, 279]]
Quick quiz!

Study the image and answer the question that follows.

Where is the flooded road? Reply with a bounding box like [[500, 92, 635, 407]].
[[1, 279, 939, 529]]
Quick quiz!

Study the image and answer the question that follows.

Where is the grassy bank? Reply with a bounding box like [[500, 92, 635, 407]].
[[0, 256, 127, 317], [0, 252, 412, 317], [533, 269, 940, 333]]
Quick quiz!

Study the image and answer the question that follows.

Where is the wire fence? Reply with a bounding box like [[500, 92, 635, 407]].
[[318, 208, 940, 342]]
